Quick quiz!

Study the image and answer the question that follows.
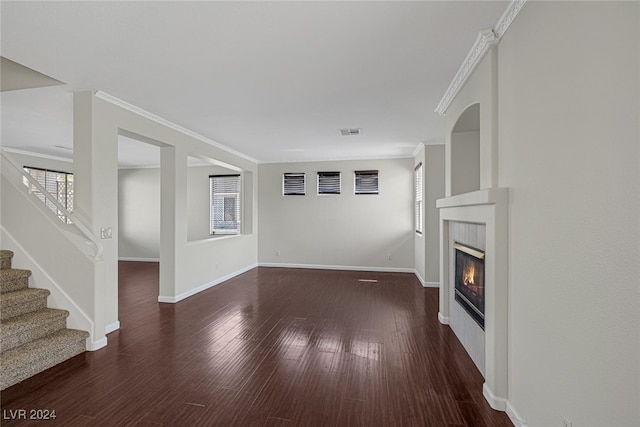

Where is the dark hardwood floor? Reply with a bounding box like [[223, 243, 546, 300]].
[[1, 262, 511, 426]]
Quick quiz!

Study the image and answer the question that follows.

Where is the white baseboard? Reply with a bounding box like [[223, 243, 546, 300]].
[[118, 257, 160, 262], [483, 383, 507, 411], [87, 337, 107, 351], [158, 263, 258, 303], [258, 262, 414, 274], [506, 401, 528, 427], [438, 312, 450, 324], [105, 321, 121, 334]]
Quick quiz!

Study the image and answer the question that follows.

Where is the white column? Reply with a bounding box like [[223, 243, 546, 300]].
[[159, 145, 188, 301]]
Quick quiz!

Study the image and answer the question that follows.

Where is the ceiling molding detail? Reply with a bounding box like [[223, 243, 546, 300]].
[[94, 91, 258, 164], [0, 147, 73, 163], [259, 154, 414, 165], [434, 0, 526, 116], [412, 143, 425, 158], [494, 0, 527, 39]]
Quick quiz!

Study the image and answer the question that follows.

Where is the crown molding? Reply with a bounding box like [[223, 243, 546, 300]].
[[412, 143, 424, 158], [494, 0, 527, 39], [259, 154, 414, 165], [434, 0, 526, 116], [0, 147, 73, 163], [434, 29, 498, 116], [94, 91, 258, 164]]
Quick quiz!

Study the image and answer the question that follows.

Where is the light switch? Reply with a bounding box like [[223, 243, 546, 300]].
[[100, 227, 112, 239]]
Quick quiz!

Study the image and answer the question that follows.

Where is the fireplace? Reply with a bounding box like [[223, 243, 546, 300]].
[[454, 242, 485, 330]]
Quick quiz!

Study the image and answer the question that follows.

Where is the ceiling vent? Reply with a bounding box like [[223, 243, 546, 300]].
[[339, 128, 361, 136]]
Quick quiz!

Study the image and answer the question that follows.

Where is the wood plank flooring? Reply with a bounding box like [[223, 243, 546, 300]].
[[1, 263, 512, 426]]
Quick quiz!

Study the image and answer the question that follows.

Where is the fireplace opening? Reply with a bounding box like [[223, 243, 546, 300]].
[[454, 242, 485, 330]]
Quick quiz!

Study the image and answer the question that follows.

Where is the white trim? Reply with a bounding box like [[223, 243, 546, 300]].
[[94, 91, 258, 164], [0, 147, 73, 163], [414, 270, 439, 288], [438, 312, 450, 324], [483, 382, 508, 411], [118, 257, 160, 262], [435, 0, 527, 116], [158, 263, 257, 303], [258, 262, 414, 274], [494, 0, 527, 39], [414, 269, 426, 286], [435, 29, 498, 116], [259, 154, 414, 165], [105, 321, 120, 334], [412, 143, 424, 158], [506, 401, 528, 427], [87, 337, 107, 351], [422, 138, 446, 146], [117, 164, 161, 170]]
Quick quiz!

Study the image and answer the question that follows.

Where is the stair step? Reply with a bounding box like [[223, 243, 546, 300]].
[[1, 308, 69, 352], [0, 250, 13, 270], [0, 288, 50, 320], [0, 269, 32, 293], [0, 328, 89, 390]]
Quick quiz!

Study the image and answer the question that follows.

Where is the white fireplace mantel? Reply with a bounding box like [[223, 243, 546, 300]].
[[437, 187, 509, 411], [437, 188, 508, 209]]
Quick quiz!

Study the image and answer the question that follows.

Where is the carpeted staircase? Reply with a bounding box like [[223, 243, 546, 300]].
[[0, 249, 89, 390]]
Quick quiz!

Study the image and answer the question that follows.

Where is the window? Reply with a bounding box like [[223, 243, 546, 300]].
[[23, 166, 74, 224], [354, 170, 379, 195], [415, 163, 423, 234], [317, 171, 341, 195], [283, 173, 305, 196], [210, 174, 241, 235]]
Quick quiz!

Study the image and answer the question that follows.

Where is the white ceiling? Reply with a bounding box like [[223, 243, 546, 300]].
[[1, 1, 509, 164]]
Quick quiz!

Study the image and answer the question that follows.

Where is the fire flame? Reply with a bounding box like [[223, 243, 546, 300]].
[[463, 263, 475, 287]]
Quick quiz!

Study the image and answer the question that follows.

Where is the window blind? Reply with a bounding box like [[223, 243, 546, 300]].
[[415, 163, 423, 234], [354, 170, 379, 195], [317, 171, 341, 195], [23, 166, 74, 224], [283, 173, 306, 196], [210, 174, 241, 235]]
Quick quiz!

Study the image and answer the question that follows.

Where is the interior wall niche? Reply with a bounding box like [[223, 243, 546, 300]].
[[451, 103, 480, 196]]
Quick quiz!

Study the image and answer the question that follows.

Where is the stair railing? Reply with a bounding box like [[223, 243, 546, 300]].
[[1, 151, 103, 260]]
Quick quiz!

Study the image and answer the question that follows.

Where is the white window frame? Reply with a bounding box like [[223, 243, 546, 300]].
[[317, 171, 341, 195], [283, 173, 306, 196], [415, 163, 423, 234], [210, 174, 241, 235], [354, 170, 379, 195]]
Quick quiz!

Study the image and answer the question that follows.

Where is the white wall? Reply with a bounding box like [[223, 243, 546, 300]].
[[497, 2, 639, 425], [118, 168, 160, 260], [424, 144, 445, 284], [118, 163, 240, 260], [451, 131, 480, 196], [74, 92, 259, 325], [258, 158, 414, 271]]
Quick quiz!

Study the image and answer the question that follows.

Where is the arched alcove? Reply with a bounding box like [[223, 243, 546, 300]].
[[451, 103, 480, 196]]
